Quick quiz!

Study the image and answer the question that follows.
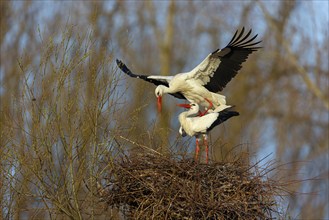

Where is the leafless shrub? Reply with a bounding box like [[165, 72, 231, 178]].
[[1, 23, 128, 219]]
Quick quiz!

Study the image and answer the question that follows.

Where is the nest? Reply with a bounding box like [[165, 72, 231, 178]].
[[98, 154, 279, 219]]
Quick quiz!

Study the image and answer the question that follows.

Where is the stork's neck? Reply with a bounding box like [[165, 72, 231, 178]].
[[158, 85, 172, 93], [186, 107, 199, 117], [178, 108, 198, 122]]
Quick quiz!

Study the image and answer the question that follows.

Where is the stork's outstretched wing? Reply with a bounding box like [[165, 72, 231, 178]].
[[116, 59, 185, 99], [189, 27, 261, 92], [116, 59, 171, 86]]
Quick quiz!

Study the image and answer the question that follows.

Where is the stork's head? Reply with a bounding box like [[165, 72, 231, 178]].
[[177, 103, 200, 115], [155, 86, 165, 112]]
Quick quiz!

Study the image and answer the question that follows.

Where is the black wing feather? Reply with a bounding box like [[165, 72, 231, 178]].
[[207, 107, 239, 132], [204, 28, 261, 92], [116, 59, 186, 99], [116, 59, 168, 87]]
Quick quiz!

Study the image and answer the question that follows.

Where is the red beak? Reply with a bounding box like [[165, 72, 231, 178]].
[[176, 103, 191, 109], [157, 96, 162, 113]]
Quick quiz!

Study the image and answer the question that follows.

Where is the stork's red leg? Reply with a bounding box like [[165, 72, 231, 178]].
[[195, 138, 200, 162], [202, 98, 214, 115], [205, 98, 213, 109], [203, 135, 209, 164]]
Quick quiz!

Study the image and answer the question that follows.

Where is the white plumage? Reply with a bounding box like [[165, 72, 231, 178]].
[[178, 104, 229, 137], [177, 103, 239, 163]]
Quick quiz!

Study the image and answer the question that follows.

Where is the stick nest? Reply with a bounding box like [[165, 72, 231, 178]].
[[98, 154, 278, 219]]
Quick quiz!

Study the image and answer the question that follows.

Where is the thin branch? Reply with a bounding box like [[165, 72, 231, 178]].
[[258, 1, 329, 110]]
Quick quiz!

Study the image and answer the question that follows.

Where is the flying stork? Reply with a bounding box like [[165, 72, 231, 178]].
[[116, 27, 261, 113], [177, 103, 239, 164]]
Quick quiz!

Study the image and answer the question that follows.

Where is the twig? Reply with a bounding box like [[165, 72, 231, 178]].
[[119, 135, 163, 156]]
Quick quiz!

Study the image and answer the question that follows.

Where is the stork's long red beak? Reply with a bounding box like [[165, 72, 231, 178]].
[[176, 103, 192, 109], [157, 96, 162, 113]]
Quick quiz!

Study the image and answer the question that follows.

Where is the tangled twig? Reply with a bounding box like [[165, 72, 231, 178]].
[[98, 153, 280, 219]]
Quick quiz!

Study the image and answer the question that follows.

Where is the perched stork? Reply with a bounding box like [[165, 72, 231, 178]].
[[116, 27, 261, 113], [177, 103, 239, 163]]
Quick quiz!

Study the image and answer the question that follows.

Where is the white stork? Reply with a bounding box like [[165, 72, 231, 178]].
[[116, 27, 261, 113], [177, 103, 239, 163]]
